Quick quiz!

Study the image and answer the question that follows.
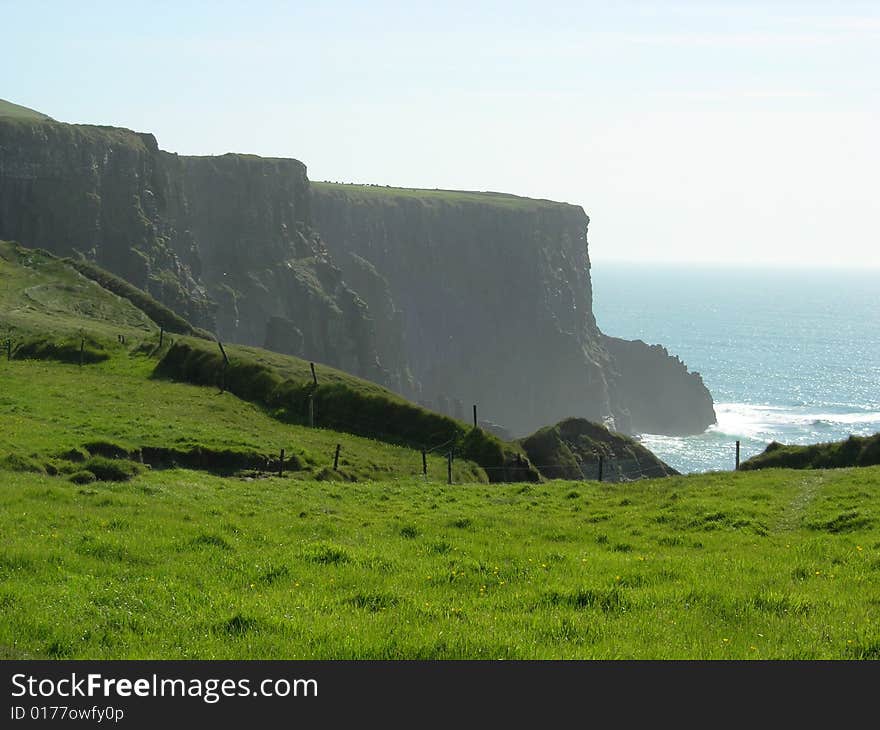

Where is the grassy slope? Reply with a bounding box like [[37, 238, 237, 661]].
[[0, 466, 877, 659], [0, 99, 52, 121], [0, 241, 485, 482]]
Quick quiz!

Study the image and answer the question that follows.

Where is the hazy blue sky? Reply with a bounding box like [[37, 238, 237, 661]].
[[4, 1, 878, 267]]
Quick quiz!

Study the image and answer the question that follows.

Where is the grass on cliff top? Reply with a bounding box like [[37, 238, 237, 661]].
[[1, 464, 878, 659], [312, 181, 582, 212], [0, 98, 52, 121]]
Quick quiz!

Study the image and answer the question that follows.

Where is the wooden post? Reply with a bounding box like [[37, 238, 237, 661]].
[[735, 440, 741, 470], [310, 362, 318, 386], [279, 448, 285, 478], [217, 341, 229, 393], [421, 449, 427, 476], [334, 444, 341, 471], [598, 455, 604, 482], [308, 395, 315, 428], [79, 338, 84, 367], [159, 327, 164, 349], [447, 451, 453, 485], [473, 404, 478, 428], [6, 339, 10, 361]]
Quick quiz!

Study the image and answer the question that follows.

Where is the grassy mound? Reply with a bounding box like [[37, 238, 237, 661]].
[[740, 434, 880, 471], [520, 418, 678, 481]]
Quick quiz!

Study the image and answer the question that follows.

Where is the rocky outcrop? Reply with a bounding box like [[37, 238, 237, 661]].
[[602, 336, 716, 436]]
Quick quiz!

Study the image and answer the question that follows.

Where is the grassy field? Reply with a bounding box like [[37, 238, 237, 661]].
[[0, 463, 877, 659]]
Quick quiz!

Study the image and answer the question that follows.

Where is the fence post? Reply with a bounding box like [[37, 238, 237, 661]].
[[422, 449, 427, 476], [473, 404, 477, 428], [310, 362, 318, 386], [6, 339, 11, 361], [159, 327, 164, 349], [735, 440, 741, 470], [217, 341, 229, 393], [598, 455, 604, 483], [334, 444, 341, 471], [79, 338, 84, 367], [447, 451, 453, 485], [308, 395, 315, 427], [279, 448, 285, 478]]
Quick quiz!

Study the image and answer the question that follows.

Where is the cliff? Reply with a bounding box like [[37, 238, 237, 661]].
[[311, 183, 716, 436], [0, 101, 716, 438], [0, 111, 384, 383]]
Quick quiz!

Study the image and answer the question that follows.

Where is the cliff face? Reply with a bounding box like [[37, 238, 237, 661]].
[[0, 115, 383, 382], [0, 106, 716, 438], [310, 184, 716, 437], [0, 118, 214, 326]]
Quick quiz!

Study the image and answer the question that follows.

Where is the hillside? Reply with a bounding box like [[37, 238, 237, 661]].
[[0, 104, 715, 441]]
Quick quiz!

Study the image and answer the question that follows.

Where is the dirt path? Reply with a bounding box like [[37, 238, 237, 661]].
[[772, 472, 827, 533]]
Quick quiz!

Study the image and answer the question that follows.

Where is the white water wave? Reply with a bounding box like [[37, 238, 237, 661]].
[[709, 402, 880, 440]]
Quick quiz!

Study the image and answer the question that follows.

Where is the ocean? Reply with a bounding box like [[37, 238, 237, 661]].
[[591, 262, 880, 474]]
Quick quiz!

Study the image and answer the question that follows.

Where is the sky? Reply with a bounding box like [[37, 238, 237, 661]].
[[3, 1, 879, 267]]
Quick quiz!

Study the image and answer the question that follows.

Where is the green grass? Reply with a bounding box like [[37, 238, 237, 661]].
[[0, 465, 877, 659], [311, 181, 582, 212]]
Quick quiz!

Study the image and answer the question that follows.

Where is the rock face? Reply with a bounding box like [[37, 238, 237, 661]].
[[311, 184, 716, 436], [0, 105, 716, 437]]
